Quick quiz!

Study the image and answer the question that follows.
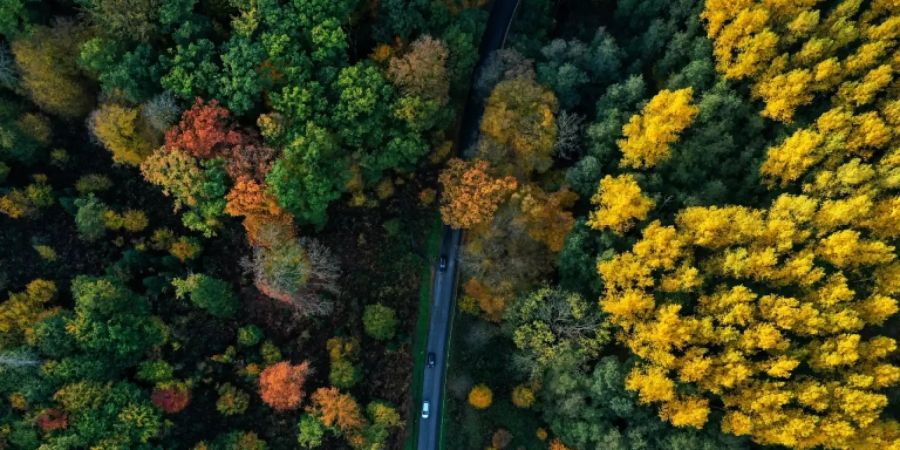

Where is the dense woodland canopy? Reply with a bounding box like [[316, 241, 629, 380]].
[[0, 0, 898, 449]]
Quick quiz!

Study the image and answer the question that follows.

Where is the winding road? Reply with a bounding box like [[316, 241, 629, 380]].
[[416, 1, 520, 449]]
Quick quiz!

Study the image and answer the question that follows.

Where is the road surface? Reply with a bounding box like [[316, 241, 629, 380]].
[[416, 1, 520, 449]]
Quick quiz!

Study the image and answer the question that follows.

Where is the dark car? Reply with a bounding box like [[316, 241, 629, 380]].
[[427, 352, 436, 368], [438, 256, 448, 271]]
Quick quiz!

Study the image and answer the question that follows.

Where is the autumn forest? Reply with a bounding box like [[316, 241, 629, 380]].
[[0, 0, 899, 449]]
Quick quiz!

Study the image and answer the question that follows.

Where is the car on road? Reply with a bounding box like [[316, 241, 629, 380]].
[[421, 401, 430, 419], [427, 352, 436, 367], [438, 256, 447, 271]]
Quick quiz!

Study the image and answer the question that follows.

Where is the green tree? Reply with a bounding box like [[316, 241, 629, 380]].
[[66, 275, 168, 368], [172, 273, 238, 318], [297, 414, 325, 449], [73, 194, 108, 242], [267, 123, 347, 227], [362, 304, 397, 341]]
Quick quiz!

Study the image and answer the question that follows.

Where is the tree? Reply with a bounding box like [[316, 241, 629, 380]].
[[617, 88, 699, 169], [50, 381, 163, 447], [511, 184, 577, 252], [511, 385, 535, 408], [211, 431, 268, 450], [89, 103, 158, 166], [11, 21, 94, 118], [480, 75, 558, 175], [387, 35, 450, 102], [308, 387, 366, 432], [505, 286, 609, 377], [172, 273, 239, 318], [66, 276, 168, 367], [259, 361, 311, 411], [467, 384, 492, 409], [438, 158, 518, 229], [165, 98, 244, 159], [78, 0, 161, 41], [297, 414, 325, 448], [73, 194, 109, 242], [267, 123, 348, 227], [362, 304, 397, 340], [0, 279, 56, 347], [250, 237, 339, 316], [599, 198, 900, 447], [151, 381, 192, 413], [587, 174, 654, 234], [140, 148, 228, 237]]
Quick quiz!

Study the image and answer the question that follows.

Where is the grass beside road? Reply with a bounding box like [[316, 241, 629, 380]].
[[404, 215, 443, 450]]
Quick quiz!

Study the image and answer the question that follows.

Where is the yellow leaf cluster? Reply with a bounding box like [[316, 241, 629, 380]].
[[617, 88, 699, 169], [587, 174, 654, 234]]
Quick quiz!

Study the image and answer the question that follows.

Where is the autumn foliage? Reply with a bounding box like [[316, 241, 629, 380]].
[[439, 158, 517, 229], [308, 387, 366, 432], [259, 361, 311, 411], [617, 88, 698, 169], [151, 383, 192, 414], [587, 174, 654, 234], [165, 98, 244, 159], [467, 384, 493, 409]]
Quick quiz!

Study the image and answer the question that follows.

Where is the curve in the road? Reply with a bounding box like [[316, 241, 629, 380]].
[[416, 2, 521, 449]]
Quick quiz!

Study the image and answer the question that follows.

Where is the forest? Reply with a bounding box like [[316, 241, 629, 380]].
[[0, 0, 898, 449]]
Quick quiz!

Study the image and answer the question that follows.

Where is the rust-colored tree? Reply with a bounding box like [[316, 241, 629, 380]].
[[439, 158, 518, 229], [259, 361, 311, 411], [151, 383, 192, 414], [165, 98, 244, 159], [307, 387, 366, 432]]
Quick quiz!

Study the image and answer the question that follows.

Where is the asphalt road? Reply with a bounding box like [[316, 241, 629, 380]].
[[416, 1, 520, 449]]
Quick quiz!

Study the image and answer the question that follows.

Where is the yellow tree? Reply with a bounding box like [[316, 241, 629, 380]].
[[703, 0, 898, 122], [587, 174, 654, 234], [90, 104, 159, 166], [11, 22, 93, 119], [617, 88, 699, 169], [480, 76, 558, 175]]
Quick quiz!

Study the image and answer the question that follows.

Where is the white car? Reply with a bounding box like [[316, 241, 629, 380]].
[[421, 400, 430, 419]]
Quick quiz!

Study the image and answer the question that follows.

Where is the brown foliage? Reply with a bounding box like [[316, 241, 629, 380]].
[[439, 158, 517, 229], [308, 387, 366, 432], [224, 142, 277, 183], [165, 98, 244, 159], [387, 35, 450, 102], [492, 428, 513, 449], [258, 361, 311, 411]]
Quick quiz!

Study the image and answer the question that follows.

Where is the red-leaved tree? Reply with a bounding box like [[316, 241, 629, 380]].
[[165, 98, 244, 159], [151, 384, 192, 414]]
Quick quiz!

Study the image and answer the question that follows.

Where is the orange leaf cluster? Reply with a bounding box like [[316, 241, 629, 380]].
[[259, 361, 311, 411], [439, 158, 517, 229]]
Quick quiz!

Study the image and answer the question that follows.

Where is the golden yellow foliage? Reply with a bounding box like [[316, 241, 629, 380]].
[[511, 384, 535, 408], [618, 88, 699, 169], [587, 174, 654, 234], [468, 384, 493, 410], [600, 187, 900, 448], [90, 104, 158, 166]]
